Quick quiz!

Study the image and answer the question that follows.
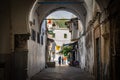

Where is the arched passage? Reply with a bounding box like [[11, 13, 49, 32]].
[[28, 1, 120, 80], [28, 4, 85, 77], [0, 0, 120, 80]]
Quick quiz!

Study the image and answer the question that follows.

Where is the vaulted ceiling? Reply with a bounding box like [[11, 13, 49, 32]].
[[35, 0, 87, 26], [32, 0, 111, 26]]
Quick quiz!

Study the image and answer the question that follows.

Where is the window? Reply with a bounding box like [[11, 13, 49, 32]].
[[37, 32, 40, 43], [52, 33, 55, 38], [33, 19, 35, 25], [64, 34, 67, 38], [31, 29, 36, 41], [41, 36, 43, 45]]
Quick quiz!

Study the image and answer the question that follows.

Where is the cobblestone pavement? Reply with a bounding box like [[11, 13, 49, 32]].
[[31, 66, 94, 80]]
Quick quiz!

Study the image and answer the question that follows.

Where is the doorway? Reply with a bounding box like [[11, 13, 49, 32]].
[[96, 38, 101, 80]]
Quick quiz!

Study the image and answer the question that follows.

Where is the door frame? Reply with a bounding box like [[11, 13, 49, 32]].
[[94, 25, 101, 80]]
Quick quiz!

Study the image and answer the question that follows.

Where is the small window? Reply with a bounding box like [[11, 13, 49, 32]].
[[41, 36, 43, 45], [33, 19, 35, 25], [52, 33, 55, 38], [64, 34, 67, 38], [31, 29, 36, 41], [37, 32, 40, 43]]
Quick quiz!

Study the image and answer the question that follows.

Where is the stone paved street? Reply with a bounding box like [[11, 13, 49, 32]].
[[31, 66, 94, 80]]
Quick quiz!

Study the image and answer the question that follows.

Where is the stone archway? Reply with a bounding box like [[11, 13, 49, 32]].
[[28, 0, 120, 80], [28, 1, 86, 79]]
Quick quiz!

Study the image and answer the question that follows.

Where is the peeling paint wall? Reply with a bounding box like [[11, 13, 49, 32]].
[[11, 0, 35, 34], [0, 0, 11, 53], [78, 36, 86, 69], [85, 30, 94, 74], [53, 29, 71, 46], [78, 1, 102, 75], [78, 0, 95, 73]]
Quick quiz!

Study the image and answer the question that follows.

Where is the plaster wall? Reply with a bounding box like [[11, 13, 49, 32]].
[[87, 46, 94, 73], [53, 29, 71, 46], [0, 0, 11, 53], [0, 2, 12, 79], [0, 0, 35, 53], [100, 21, 110, 79], [78, 36, 86, 69], [77, 0, 94, 72], [85, 29, 94, 73], [27, 12, 46, 78], [84, 0, 94, 28], [77, 0, 99, 73], [11, 0, 34, 34], [79, 1, 100, 74]]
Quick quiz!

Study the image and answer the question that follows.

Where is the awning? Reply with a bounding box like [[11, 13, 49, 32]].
[[71, 38, 79, 42], [47, 38, 54, 42], [63, 40, 78, 46]]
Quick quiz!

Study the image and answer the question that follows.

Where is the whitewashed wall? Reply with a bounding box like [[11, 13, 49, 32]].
[[53, 29, 71, 46], [78, 36, 86, 69], [78, 0, 95, 73], [27, 12, 46, 78]]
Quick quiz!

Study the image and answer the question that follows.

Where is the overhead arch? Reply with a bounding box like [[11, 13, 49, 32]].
[[31, 1, 87, 35]]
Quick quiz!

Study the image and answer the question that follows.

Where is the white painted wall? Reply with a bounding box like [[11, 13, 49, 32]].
[[53, 29, 71, 46], [0, 1, 11, 53], [78, 36, 86, 69], [27, 12, 46, 78]]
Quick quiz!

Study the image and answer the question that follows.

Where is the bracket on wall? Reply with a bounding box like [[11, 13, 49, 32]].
[[14, 33, 30, 51], [102, 32, 109, 39]]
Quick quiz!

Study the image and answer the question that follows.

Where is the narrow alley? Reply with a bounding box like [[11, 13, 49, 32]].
[[31, 66, 94, 80], [0, 0, 120, 80]]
